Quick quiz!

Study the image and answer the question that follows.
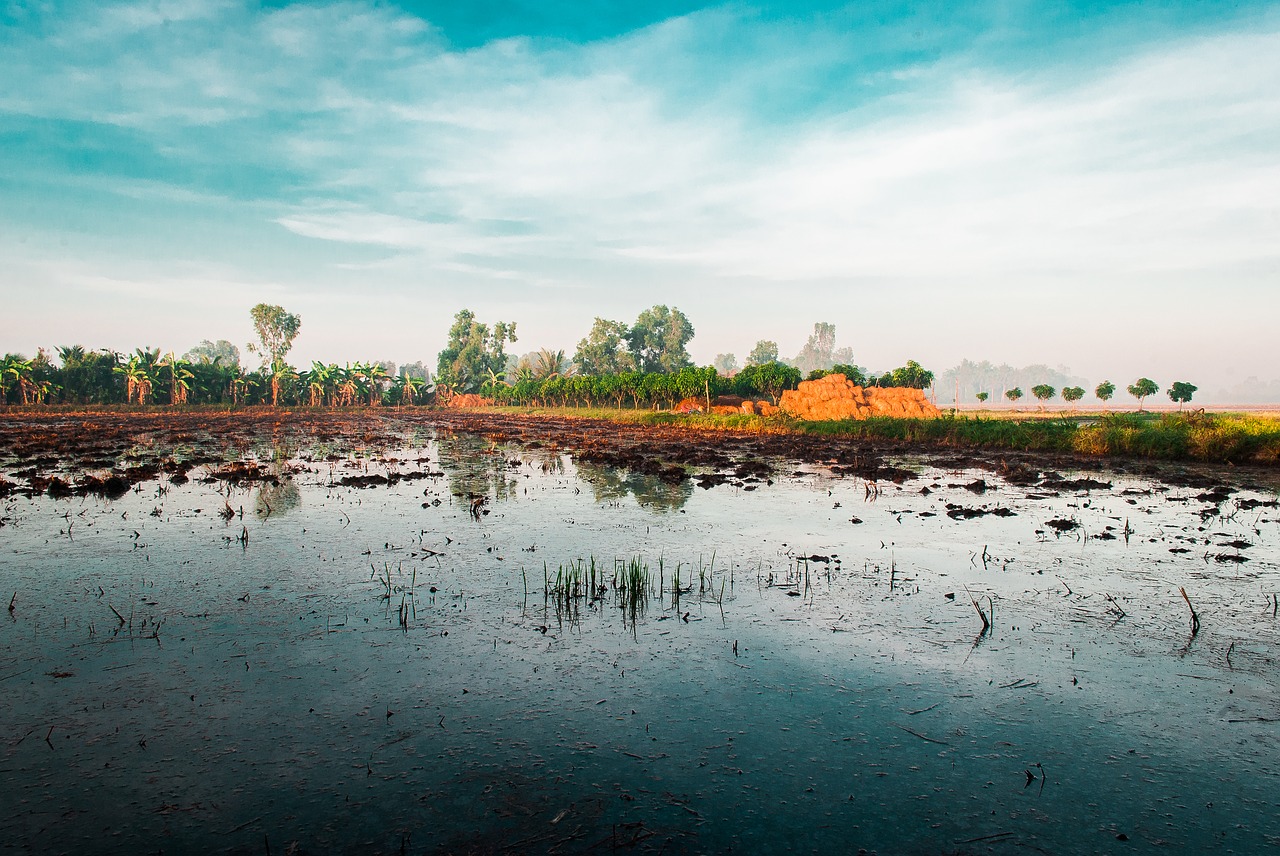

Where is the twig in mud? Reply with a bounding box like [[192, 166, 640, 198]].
[[956, 832, 1014, 845], [1225, 641, 1235, 670], [894, 723, 950, 745], [907, 702, 941, 716], [1104, 594, 1126, 619], [1179, 586, 1200, 637], [108, 603, 126, 626], [7, 592, 14, 614], [964, 586, 990, 635]]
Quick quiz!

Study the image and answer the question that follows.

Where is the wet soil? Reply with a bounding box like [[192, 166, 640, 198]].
[[1, 408, 1269, 499]]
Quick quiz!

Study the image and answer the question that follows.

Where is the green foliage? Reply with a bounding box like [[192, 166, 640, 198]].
[[1061, 386, 1085, 404], [975, 391, 989, 403], [1005, 387, 1024, 403], [1127, 377, 1159, 410], [437, 309, 517, 393], [734, 361, 802, 404], [830, 364, 868, 386], [876, 360, 934, 390], [1167, 381, 1198, 409], [1030, 384, 1056, 406], [746, 340, 778, 366], [248, 304, 301, 371], [573, 318, 636, 376], [627, 305, 694, 373], [1095, 380, 1116, 402]]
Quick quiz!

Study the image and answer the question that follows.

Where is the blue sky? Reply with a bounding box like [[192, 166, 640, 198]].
[[2, 0, 1278, 389]]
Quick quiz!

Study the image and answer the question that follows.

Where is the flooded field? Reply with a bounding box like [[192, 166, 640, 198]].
[[2, 413, 1279, 854]]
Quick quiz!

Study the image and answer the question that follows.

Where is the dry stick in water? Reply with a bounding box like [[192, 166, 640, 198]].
[[965, 586, 990, 634], [1179, 586, 1200, 637]]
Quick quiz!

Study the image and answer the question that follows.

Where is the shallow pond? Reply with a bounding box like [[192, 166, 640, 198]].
[[2, 427, 1279, 854]]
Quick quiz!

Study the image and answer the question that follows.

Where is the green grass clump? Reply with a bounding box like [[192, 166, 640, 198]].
[[481, 404, 1280, 466]]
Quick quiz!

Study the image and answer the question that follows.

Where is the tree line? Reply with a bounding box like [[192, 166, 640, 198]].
[[1, 304, 934, 408], [982, 378, 1198, 411]]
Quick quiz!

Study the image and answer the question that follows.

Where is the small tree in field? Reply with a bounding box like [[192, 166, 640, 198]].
[[1095, 381, 1116, 405], [1062, 386, 1085, 410], [1031, 384, 1056, 411], [1127, 377, 1159, 411], [1167, 381, 1197, 411], [1005, 387, 1023, 406], [975, 391, 989, 404]]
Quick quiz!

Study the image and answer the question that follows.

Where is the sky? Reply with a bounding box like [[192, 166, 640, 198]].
[[2, 0, 1278, 395]]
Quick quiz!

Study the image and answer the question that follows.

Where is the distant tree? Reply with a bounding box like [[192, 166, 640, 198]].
[[1061, 386, 1085, 409], [1031, 384, 1056, 411], [248, 304, 301, 371], [793, 322, 837, 375], [436, 309, 517, 393], [1095, 380, 1116, 404], [975, 391, 989, 404], [746, 340, 779, 366], [398, 361, 431, 381], [1005, 387, 1023, 405], [1167, 381, 1198, 411], [713, 353, 738, 375], [628, 305, 694, 373], [1127, 377, 1159, 411], [185, 339, 241, 367], [574, 318, 636, 376]]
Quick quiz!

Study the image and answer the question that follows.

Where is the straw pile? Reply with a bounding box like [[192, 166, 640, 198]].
[[676, 396, 780, 416], [447, 393, 495, 408], [779, 374, 940, 420]]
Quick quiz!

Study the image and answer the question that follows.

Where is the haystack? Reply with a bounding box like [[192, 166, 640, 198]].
[[779, 374, 940, 421]]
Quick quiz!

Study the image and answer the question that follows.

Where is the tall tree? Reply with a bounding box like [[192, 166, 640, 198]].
[[627, 305, 694, 374], [793, 322, 837, 375], [248, 304, 301, 371], [746, 340, 779, 366], [713, 353, 738, 375], [574, 318, 636, 376], [436, 309, 517, 393], [1095, 380, 1116, 404]]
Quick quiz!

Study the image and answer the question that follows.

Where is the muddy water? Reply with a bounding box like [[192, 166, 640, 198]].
[[2, 430, 1279, 854]]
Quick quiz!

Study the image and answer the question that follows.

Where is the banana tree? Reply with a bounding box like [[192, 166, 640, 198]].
[[390, 373, 426, 406], [159, 352, 195, 405], [361, 362, 389, 406]]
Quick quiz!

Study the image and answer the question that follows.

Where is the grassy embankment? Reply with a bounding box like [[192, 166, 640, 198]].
[[484, 406, 1280, 466]]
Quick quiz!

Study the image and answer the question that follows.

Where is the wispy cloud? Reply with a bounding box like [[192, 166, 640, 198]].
[[2, 0, 1278, 380]]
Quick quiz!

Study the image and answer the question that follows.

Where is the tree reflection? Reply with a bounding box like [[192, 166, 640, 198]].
[[435, 432, 519, 503], [575, 461, 692, 512]]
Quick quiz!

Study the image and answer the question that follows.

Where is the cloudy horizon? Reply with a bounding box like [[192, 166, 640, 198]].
[[3, 0, 1278, 400]]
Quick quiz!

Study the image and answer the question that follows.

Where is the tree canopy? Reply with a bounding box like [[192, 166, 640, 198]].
[[436, 309, 517, 393], [248, 304, 301, 371], [1127, 377, 1159, 410], [627, 305, 694, 374], [746, 340, 778, 366], [573, 318, 637, 376], [1168, 381, 1198, 410]]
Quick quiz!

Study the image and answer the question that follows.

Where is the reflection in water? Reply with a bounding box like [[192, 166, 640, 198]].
[[575, 460, 693, 512], [254, 477, 301, 518], [436, 432, 519, 502], [254, 449, 302, 518]]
